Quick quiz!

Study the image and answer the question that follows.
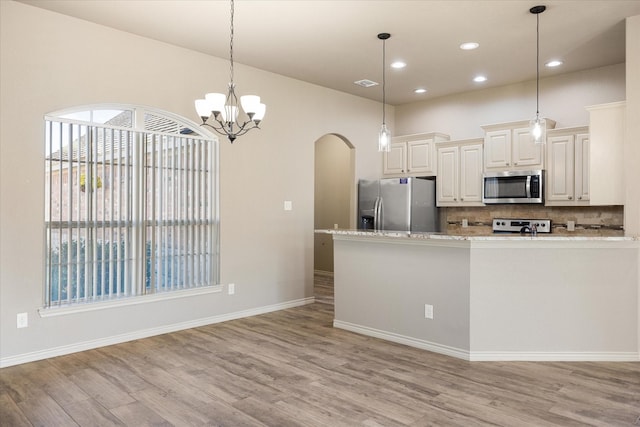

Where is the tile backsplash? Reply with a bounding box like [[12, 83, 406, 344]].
[[443, 205, 624, 236]]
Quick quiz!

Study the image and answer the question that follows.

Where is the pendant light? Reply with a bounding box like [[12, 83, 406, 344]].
[[378, 33, 391, 152], [529, 5, 546, 144], [194, 0, 265, 143]]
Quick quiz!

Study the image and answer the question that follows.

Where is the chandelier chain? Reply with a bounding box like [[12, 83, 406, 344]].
[[229, 0, 235, 87]]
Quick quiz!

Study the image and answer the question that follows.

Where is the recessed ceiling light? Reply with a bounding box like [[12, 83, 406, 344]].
[[460, 42, 479, 50], [391, 61, 406, 69], [414, 88, 427, 94], [473, 75, 487, 83], [545, 60, 563, 67]]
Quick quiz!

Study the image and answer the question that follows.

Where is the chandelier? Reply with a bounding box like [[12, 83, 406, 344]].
[[195, 0, 265, 143], [529, 5, 546, 144]]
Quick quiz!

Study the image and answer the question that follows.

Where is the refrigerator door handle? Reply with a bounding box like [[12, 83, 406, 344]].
[[374, 196, 382, 231]]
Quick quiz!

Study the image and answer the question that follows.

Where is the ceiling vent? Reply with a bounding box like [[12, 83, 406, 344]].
[[354, 79, 379, 88]]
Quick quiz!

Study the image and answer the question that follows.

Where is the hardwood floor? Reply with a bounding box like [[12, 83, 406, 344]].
[[1, 273, 639, 426]]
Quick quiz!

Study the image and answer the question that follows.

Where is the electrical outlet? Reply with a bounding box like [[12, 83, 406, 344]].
[[424, 304, 434, 319], [228, 283, 235, 295], [284, 201, 293, 211], [17, 312, 28, 328], [567, 220, 575, 231], [461, 219, 468, 228]]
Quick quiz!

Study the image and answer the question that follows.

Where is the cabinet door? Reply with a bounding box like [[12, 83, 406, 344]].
[[407, 139, 435, 175], [574, 134, 589, 203], [459, 144, 483, 203], [437, 146, 458, 205], [546, 134, 575, 203], [512, 127, 544, 168], [383, 142, 406, 175], [484, 129, 511, 170]]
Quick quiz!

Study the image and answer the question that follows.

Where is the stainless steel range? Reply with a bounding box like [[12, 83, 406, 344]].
[[492, 218, 551, 234]]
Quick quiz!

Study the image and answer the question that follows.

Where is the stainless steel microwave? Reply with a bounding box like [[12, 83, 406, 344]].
[[482, 170, 544, 204]]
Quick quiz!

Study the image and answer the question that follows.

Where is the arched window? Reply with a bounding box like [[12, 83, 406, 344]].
[[44, 105, 219, 307]]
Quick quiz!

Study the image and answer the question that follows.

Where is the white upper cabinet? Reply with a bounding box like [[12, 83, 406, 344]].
[[437, 139, 484, 207], [482, 119, 556, 171], [437, 145, 459, 205], [585, 101, 625, 206], [383, 132, 450, 177], [546, 127, 589, 206], [383, 142, 406, 175]]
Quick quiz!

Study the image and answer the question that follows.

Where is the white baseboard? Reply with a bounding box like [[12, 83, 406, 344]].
[[333, 320, 471, 360], [333, 320, 640, 362], [469, 351, 640, 362], [1, 297, 315, 368]]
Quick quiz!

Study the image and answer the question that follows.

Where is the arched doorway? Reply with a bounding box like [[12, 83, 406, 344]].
[[314, 134, 355, 275]]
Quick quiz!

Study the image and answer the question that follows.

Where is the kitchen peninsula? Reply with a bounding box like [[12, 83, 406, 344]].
[[317, 229, 640, 362]]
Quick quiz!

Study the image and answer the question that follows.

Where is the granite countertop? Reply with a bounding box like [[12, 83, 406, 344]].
[[315, 229, 638, 241]]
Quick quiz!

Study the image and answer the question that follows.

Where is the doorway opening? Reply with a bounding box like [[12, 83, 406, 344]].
[[313, 134, 355, 303]]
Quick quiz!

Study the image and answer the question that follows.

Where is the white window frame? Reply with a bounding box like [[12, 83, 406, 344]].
[[42, 104, 219, 310]]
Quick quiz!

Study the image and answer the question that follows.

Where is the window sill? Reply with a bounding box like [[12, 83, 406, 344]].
[[39, 284, 223, 318]]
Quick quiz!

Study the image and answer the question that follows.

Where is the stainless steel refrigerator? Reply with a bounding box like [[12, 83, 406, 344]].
[[358, 177, 439, 232]]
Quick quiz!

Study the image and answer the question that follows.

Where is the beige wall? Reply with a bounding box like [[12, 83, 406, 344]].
[[396, 63, 626, 140], [0, 1, 389, 364]]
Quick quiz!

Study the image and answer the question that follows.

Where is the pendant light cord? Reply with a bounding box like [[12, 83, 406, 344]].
[[382, 37, 386, 125], [535, 10, 540, 119]]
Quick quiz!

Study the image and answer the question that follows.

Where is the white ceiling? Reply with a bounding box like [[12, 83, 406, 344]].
[[17, 0, 640, 105]]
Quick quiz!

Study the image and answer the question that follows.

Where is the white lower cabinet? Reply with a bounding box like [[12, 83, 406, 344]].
[[546, 127, 589, 206], [437, 139, 484, 207]]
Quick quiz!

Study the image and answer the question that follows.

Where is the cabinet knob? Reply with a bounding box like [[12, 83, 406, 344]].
[[568, 196, 573, 200], [578, 196, 582, 200], [514, 162, 518, 165], [506, 163, 510, 166], [454, 198, 457, 201], [402, 170, 405, 173], [460, 198, 464, 201], [407, 169, 411, 172]]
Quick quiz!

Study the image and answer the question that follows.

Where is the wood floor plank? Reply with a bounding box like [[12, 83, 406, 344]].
[[17, 393, 79, 427], [0, 392, 32, 427], [1, 272, 639, 426], [68, 367, 137, 409], [108, 401, 173, 427], [129, 386, 215, 426], [61, 398, 126, 427]]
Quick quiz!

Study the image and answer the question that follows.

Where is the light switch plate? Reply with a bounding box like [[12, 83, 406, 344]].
[[284, 200, 293, 211]]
